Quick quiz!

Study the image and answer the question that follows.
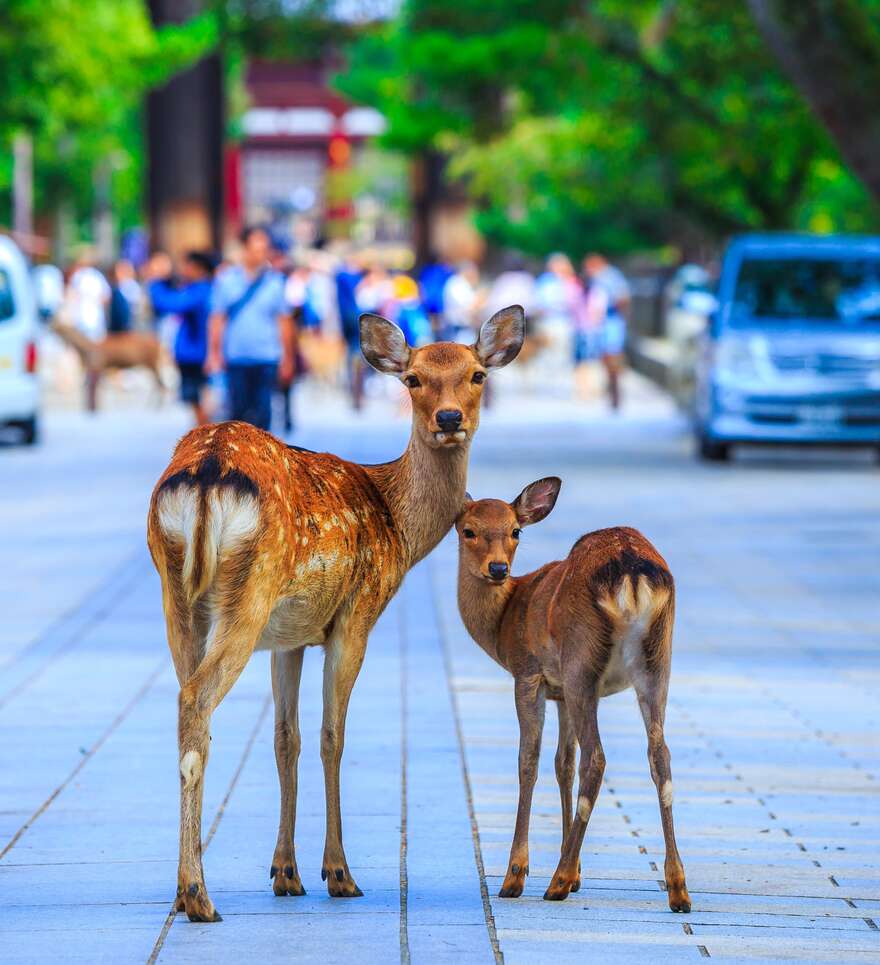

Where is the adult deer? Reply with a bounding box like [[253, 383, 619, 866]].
[[147, 307, 524, 921], [51, 321, 165, 410], [455, 478, 691, 911]]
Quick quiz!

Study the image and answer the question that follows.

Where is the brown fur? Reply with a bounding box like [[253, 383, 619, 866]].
[[456, 483, 691, 911], [146, 307, 524, 921], [52, 321, 164, 409]]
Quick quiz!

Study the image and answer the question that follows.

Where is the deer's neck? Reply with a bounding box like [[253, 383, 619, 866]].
[[457, 566, 515, 668], [367, 433, 470, 567]]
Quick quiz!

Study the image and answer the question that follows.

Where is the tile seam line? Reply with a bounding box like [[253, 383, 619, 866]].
[[0, 548, 147, 712], [399, 594, 411, 964], [0, 655, 166, 862], [428, 556, 504, 965], [146, 692, 272, 965]]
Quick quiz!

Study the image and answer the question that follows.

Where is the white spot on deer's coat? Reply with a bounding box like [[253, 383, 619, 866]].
[[180, 750, 202, 788], [661, 780, 673, 808], [577, 795, 593, 821]]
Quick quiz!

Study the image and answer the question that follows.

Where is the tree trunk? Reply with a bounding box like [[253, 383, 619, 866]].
[[748, 0, 880, 202], [146, 0, 224, 256]]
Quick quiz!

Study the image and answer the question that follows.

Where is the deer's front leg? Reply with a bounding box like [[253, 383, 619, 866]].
[[320, 619, 368, 897], [270, 648, 306, 897], [500, 676, 545, 898]]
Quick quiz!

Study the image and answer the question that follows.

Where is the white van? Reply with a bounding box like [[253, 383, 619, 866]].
[[0, 235, 40, 444]]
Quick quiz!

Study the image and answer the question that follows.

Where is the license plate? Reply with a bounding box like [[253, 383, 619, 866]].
[[797, 404, 843, 424]]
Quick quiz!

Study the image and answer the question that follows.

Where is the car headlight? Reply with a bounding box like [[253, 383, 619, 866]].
[[715, 336, 762, 378]]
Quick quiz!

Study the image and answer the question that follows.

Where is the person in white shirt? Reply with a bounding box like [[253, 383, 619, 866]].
[[67, 252, 110, 340], [583, 252, 631, 410], [442, 261, 484, 342]]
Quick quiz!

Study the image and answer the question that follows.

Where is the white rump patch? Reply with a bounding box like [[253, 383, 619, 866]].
[[157, 486, 199, 541], [661, 779, 674, 808]]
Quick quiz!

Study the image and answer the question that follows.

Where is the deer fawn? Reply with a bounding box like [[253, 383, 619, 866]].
[[147, 307, 524, 921], [455, 478, 691, 911]]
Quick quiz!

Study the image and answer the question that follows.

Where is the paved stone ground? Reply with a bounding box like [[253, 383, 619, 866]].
[[1, 372, 878, 964]]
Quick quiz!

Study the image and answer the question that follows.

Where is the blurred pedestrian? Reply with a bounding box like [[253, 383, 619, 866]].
[[108, 261, 135, 334], [535, 253, 581, 388], [573, 274, 608, 402], [148, 251, 216, 426], [583, 252, 631, 409], [442, 261, 484, 343], [418, 254, 454, 339], [66, 249, 110, 340], [206, 226, 295, 432], [335, 250, 366, 410]]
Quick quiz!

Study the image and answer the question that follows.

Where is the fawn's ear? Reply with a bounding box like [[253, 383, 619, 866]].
[[456, 492, 475, 521], [512, 477, 561, 526], [360, 313, 411, 374], [474, 305, 525, 369]]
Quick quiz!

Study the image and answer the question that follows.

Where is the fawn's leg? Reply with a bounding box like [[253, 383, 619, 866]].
[[544, 684, 603, 901], [500, 676, 545, 898], [270, 648, 306, 896], [634, 678, 691, 913], [177, 607, 267, 921], [555, 701, 581, 892], [320, 616, 368, 896]]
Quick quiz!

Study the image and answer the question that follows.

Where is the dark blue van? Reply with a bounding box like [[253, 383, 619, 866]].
[[695, 233, 880, 460]]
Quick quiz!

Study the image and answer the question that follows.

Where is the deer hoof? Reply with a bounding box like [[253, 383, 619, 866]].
[[323, 866, 363, 897], [543, 875, 574, 902], [182, 882, 222, 922], [271, 864, 306, 897], [669, 890, 692, 913]]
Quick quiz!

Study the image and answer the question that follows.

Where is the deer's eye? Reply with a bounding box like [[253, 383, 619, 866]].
[[512, 528, 522, 540], [463, 528, 476, 539], [471, 371, 486, 385], [404, 374, 421, 389]]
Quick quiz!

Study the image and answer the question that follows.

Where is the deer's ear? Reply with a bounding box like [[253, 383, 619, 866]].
[[474, 305, 525, 369], [512, 477, 561, 526], [456, 492, 475, 521], [360, 313, 411, 374]]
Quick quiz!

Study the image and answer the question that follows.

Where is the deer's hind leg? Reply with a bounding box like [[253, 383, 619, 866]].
[[631, 611, 690, 912], [270, 648, 306, 896], [554, 701, 581, 892], [545, 680, 603, 902], [176, 591, 272, 922]]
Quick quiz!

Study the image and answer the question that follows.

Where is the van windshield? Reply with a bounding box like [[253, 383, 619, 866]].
[[731, 257, 880, 325], [0, 269, 14, 322]]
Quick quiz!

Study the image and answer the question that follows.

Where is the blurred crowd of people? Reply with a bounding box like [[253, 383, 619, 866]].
[[51, 229, 631, 432]]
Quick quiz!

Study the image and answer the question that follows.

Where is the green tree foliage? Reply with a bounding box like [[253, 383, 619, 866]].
[[341, 0, 879, 257], [0, 0, 217, 243]]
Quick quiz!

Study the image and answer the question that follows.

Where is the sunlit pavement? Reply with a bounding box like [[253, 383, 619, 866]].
[[1, 372, 879, 964]]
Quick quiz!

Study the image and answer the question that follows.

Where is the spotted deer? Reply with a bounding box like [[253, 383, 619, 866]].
[[147, 307, 524, 922], [455, 478, 691, 911]]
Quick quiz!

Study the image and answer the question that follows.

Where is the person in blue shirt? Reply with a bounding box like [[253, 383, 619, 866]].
[[334, 252, 366, 410], [206, 226, 295, 432], [148, 251, 215, 425]]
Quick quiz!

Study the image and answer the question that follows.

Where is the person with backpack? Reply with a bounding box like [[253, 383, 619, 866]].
[[206, 226, 295, 431]]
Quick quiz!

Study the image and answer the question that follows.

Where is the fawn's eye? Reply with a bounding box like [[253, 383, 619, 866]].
[[463, 528, 476, 539], [512, 528, 522, 540], [471, 371, 486, 384], [404, 374, 421, 389]]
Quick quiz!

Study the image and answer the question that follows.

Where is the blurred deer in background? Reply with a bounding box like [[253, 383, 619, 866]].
[[147, 307, 524, 921], [50, 320, 164, 410], [455, 478, 691, 912]]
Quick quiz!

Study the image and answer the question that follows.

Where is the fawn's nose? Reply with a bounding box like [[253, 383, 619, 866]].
[[488, 561, 509, 581], [436, 409, 463, 432]]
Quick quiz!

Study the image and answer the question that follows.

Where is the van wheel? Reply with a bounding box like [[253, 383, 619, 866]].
[[19, 415, 39, 446], [698, 435, 729, 462]]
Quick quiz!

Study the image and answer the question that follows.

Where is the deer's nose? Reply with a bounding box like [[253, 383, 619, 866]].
[[488, 561, 509, 581], [436, 409, 463, 432]]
